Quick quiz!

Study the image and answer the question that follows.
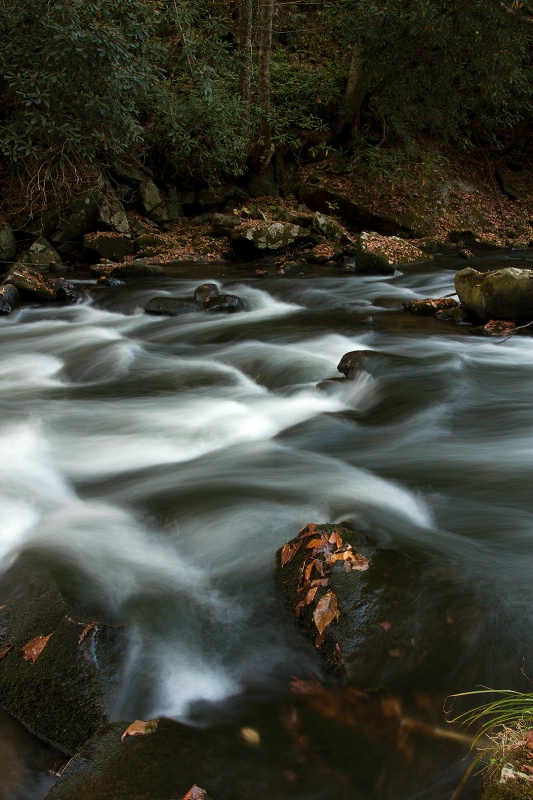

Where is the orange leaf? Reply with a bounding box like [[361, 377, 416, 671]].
[[183, 785, 207, 800], [305, 538, 324, 549], [79, 621, 99, 644], [280, 540, 302, 567], [329, 530, 343, 548], [21, 634, 52, 664], [378, 621, 392, 631], [120, 719, 157, 741], [304, 561, 315, 581], [313, 591, 339, 635], [349, 553, 370, 571], [0, 644, 13, 660], [305, 587, 318, 605], [310, 578, 330, 588], [315, 630, 326, 649]]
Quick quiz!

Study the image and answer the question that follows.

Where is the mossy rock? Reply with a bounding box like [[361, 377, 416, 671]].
[[2, 264, 57, 302], [455, 267, 533, 323], [0, 555, 123, 754], [133, 235, 170, 257]]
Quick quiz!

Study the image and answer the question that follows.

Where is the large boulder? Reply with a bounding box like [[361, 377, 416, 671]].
[[231, 222, 309, 257], [83, 233, 134, 262], [96, 196, 129, 234], [0, 556, 122, 754], [275, 523, 472, 691], [356, 231, 431, 274], [48, 195, 100, 245], [0, 223, 16, 268], [455, 267, 533, 323], [2, 265, 57, 303]]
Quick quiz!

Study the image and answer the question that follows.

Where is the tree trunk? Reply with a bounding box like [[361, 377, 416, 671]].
[[256, 0, 274, 168], [343, 39, 367, 148], [238, 0, 253, 123]]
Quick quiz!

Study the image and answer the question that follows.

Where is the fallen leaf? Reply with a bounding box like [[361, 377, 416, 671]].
[[79, 621, 99, 644], [520, 765, 533, 775], [388, 648, 403, 658], [21, 634, 52, 664], [120, 719, 157, 741], [294, 599, 305, 617], [346, 553, 371, 571], [483, 319, 516, 337], [305, 538, 324, 549], [280, 540, 302, 567], [314, 631, 326, 648], [0, 605, 6, 612], [305, 587, 318, 605], [182, 785, 207, 800], [378, 621, 392, 631], [310, 578, 330, 588], [329, 530, 343, 548], [304, 561, 315, 581], [240, 727, 260, 745], [313, 591, 339, 635], [0, 644, 13, 660]]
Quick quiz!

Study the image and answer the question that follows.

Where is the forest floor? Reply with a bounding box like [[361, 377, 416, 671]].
[[135, 143, 533, 264]]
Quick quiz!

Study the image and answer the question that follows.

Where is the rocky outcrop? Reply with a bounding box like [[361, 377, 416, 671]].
[[311, 212, 354, 246], [455, 267, 533, 323], [231, 222, 309, 257], [298, 184, 435, 238], [0, 556, 122, 754], [2, 265, 57, 303]]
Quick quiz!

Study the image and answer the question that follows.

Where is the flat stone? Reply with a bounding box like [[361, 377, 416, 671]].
[[83, 233, 134, 262]]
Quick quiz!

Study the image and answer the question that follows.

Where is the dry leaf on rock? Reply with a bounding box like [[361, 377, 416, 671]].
[[0, 644, 13, 660], [378, 621, 392, 631], [313, 591, 339, 635], [305, 587, 318, 605], [78, 621, 99, 644], [21, 634, 52, 664], [182, 786, 207, 800], [120, 719, 158, 741], [280, 540, 302, 567]]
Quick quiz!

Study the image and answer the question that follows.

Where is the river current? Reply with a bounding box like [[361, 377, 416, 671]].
[[1, 251, 533, 799]]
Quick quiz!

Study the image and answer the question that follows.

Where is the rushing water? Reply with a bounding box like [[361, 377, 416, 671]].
[[1, 251, 533, 799]]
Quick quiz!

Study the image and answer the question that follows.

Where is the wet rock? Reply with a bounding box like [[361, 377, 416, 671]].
[[0, 223, 16, 268], [435, 306, 473, 326], [0, 284, 21, 315], [83, 233, 134, 263], [56, 281, 87, 305], [0, 555, 122, 754], [455, 267, 533, 324], [110, 263, 165, 278], [275, 523, 429, 687], [96, 276, 125, 287], [458, 248, 475, 259], [145, 297, 201, 316], [205, 294, 244, 314], [337, 350, 383, 379], [402, 298, 459, 316], [2, 265, 57, 303], [194, 283, 220, 305], [311, 212, 355, 246], [231, 222, 309, 257], [18, 237, 62, 270]]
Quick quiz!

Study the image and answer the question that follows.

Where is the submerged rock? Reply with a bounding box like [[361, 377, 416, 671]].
[[194, 283, 220, 305], [317, 350, 383, 389], [0, 556, 122, 754], [455, 266, 533, 323], [145, 297, 201, 316]]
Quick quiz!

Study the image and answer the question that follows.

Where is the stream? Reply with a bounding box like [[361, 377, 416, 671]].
[[1, 251, 533, 799]]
